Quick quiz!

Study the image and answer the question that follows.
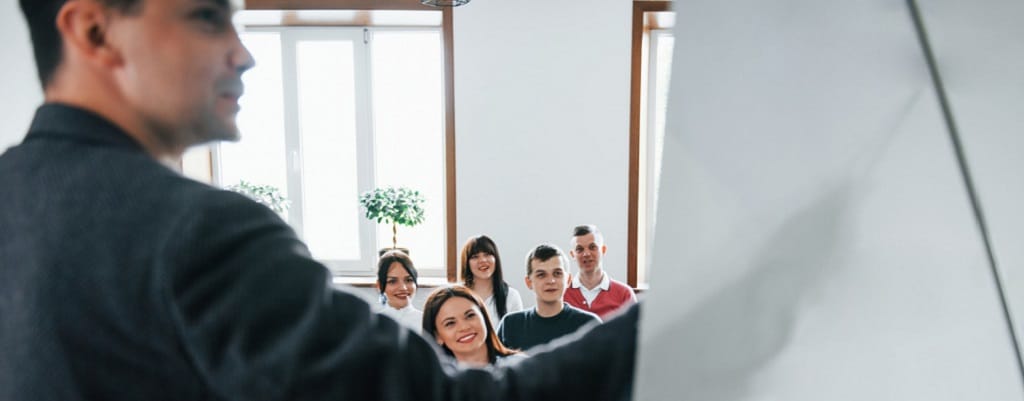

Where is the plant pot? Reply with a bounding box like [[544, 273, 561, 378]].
[[378, 247, 410, 257]]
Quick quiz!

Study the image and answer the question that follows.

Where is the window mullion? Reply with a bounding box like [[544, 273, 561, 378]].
[[281, 30, 306, 239], [354, 28, 379, 267]]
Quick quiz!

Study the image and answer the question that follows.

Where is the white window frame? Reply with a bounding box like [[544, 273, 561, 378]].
[[211, 26, 446, 277]]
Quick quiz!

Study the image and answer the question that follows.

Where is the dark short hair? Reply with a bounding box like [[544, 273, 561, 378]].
[[376, 250, 418, 296], [19, 0, 143, 87], [525, 244, 567, 275], [572, 224, 604, 245], [421, 285, 518, 363]]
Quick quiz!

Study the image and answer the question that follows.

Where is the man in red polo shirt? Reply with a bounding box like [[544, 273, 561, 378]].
[[564, 225, 637, 319]]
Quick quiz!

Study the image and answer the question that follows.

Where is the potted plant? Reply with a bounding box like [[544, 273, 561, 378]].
[[226, 180, 291, 214], [358, 186, 426, 255]]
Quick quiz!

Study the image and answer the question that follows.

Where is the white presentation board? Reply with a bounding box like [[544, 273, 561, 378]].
[[635, 1, 1024, 400]]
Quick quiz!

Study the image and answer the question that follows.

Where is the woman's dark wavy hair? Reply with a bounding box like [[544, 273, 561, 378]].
[[421, 285, 517, 364], [459, 235, 510, 319], [376, 250, 418, 305], [19, 0, 143, 88]]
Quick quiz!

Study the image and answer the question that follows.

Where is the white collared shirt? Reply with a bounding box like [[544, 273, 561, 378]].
[[571, 272, 610, 307]]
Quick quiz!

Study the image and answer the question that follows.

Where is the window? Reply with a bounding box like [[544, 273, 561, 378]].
[[628, 1, 674, 289], [184, 4, 457, 281]]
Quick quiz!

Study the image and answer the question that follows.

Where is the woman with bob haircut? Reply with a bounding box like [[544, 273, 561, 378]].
[[422, 285, 524, 367], [376, 250, 422, 333], [459, 235, 523, 321]]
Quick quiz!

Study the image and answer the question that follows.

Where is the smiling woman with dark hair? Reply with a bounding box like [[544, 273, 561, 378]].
[[376, 250, 422, 333], [422, 285, 523, 367], [459, 235, 524, 322]]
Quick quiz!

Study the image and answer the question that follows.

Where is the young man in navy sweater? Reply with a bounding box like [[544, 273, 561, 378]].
[[497, 244, 601, 351]]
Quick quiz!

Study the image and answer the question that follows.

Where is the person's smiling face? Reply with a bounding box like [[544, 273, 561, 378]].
[[384, 262, 416, 309], [468, 252, 496, 281], [433, 296, 488, 363], [571, 233, 605, 274]]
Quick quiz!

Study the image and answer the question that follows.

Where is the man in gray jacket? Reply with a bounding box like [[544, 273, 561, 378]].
[[0, 0, 638, 399]]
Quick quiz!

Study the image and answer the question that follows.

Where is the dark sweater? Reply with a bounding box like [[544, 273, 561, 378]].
[[497, 304, 602, 351]]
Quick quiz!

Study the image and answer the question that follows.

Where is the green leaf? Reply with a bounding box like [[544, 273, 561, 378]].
[[226, 180, 291, 214], [357, 186, 428, 245]]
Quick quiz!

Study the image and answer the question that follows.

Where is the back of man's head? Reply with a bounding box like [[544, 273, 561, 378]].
[[526, 244, 568, 275], [20, 0, 142, 88]]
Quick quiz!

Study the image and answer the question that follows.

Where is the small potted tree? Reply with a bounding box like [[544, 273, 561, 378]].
[[358, 186, 426, 256], [227, 180, 291, 214]]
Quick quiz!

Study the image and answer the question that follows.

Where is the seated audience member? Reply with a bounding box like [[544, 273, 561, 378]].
[[497, 244, 601, 351], [565, 225, 638, 318], [376, 250, 423, 333], [460, 235, 524, 322], [422, 285, 525, 367]]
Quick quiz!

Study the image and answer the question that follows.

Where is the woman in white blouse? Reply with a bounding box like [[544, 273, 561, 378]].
[[459, 235, 523, 322], [376, 250, 423, 333]]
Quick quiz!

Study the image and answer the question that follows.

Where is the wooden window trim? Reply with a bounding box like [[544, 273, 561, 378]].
[[628, 0, 672, 289], [245, 0, 459, 283]]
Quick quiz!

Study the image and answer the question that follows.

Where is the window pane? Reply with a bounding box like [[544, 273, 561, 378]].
[[652, 33, 675, 216], [296, 40, 362, 261], [643, 31, 674, 285], [371, 30, 446, 270], [181, 144, 213, 184], [221, 32, 288, 218]]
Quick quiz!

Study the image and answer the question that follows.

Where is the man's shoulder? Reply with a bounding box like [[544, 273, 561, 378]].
[[497, 309, 530, 343], [170, 185, 294, 247], [141, 172, 274, 230], [0, 126, 255, 224], [563, 304, 601, 322], [607, 278, 636, 294], [503, 308, 532, 323]]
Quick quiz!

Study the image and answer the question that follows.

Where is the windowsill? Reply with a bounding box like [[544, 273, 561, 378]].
[[332, 275, 452, 288]]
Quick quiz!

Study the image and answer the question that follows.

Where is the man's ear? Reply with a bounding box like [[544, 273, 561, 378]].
[[524, 275, 533, 290], [55, 0, 122, 68], [601, 244, 607, 255]]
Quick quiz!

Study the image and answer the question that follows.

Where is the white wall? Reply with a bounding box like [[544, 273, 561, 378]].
[[0, 2, 43, 149], [453, 0, 633, 308]]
